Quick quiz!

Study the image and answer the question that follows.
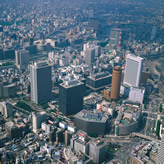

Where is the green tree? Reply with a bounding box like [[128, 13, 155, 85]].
[[16, 101, 33, 112], [41, 103, 49, 109], [159, 104, 162, 113], [156, 120, 161, 137]]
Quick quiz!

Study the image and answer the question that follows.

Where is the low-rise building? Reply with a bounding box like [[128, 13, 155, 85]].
[[71, 130, 90, 155]]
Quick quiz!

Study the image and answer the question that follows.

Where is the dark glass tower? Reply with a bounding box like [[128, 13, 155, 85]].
[[59, 80, 84, 116]]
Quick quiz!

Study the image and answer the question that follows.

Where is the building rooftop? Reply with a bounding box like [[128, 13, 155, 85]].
[[127, 53, 144, 61], [130, 141, 159, 163], [3, 83, 16, 87], [33, 61, 49, 68], [88, 72, 112, 81], [115, 101, 142, 126], [75, 110, 108, 123], [60, 79, 83, 88], [91, 138, 105, 147]]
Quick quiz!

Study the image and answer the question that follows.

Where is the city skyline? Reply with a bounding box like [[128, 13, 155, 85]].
[[0, 0, 163, 163]]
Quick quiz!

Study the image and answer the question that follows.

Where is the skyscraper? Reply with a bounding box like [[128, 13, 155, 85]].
[[85, 47, 95, 66], [124, 54, 143, 87], [59, 80, 84, 116], [83, 43, 100, 64], [110, 28, 122, 47], [15, 49, 29, 70], [0, 101, 13, 118], [30, 61, 52, 104], [110, 66, 122, 100]]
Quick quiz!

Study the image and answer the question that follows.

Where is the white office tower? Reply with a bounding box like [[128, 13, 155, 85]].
[[124, 54, 143, 87], [128, 87, 145, 104], [83, 43, 101, 57], [32, 112, 46, 133], [157, 134, 164, 163], [30, 61, 52, 104], [84, 43, 101, 66], [15, 49, 29, 70], [85, 48, 95, 66], [0, 101, 13, 118]]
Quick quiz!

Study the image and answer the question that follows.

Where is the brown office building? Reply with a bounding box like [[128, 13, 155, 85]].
[[110, 66, 122, 100]]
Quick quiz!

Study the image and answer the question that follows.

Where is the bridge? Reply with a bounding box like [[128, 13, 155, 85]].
[[104, 139, 131, 143], [131, 132, 157, 141]]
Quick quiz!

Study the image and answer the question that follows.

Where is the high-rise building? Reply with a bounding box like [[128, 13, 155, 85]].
[[59, 80, 84, 116], [15, 49, 29, 70], [85, 47, 95, 66], [32, 112, 46, 133], [128, 86, 145, 104], [157, 134, 164, 163], [0, 101, 13, 118], [83, 43, 100, 62], [86, 72, 112, 91], [89, 138, 106, 164], [110, 66, 122, 100], [30, 61, 52, 104], [3, 83, 17, 98], [124, 54, 143, 87], [110, 28, 122, 47]]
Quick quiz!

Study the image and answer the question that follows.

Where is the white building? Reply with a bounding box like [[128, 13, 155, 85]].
[[59, 121, 68, 129], [41, 122, 52, 134], [67, 125, 76, 133], [32, 112, 46, 133], [83, 43, 101, 66], [124, 54, 143, 87], [85, 47, 95, 66], [128, 87, 145, 104], [0, 101, 13, 118]]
